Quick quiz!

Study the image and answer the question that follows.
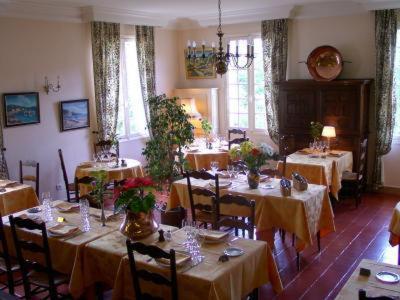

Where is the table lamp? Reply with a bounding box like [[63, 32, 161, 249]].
[[322, 126, 336, 150], [180, 98, 202, 119]]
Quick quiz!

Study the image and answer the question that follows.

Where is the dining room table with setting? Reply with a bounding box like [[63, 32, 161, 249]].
[[277, 146, 353, 200], [0, 179, 39, 215], [167, 171, 336, 259], [184, 137, 230, 171]]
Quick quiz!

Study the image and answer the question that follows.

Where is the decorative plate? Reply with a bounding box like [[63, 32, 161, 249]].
[[306, 45, 343, 81], [224, 247, 244, 257], [375, 271, 400, 284]]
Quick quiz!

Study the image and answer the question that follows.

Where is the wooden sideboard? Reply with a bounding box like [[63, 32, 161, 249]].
[[277, 79, 373, 172]]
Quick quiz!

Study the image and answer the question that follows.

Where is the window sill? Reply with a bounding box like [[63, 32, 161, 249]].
[[119, 134, 149, 143]]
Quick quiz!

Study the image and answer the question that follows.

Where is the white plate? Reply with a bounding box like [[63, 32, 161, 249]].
[[376, 271, 400, 283], [260, 184, 274, 190], [224, 247, 244, 257]]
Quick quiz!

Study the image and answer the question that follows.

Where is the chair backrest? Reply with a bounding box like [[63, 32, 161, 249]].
[[358, 289, 392, 300], [9, 215, 57, 299], [228, 137, 249, 150], [126, 240, 178, 300], [172, 148, 184, 175], [260, 168, 282, 178], [19, 160, 39, 197], [185, 170, 219, 228], [228, 129, 246, 142], [93, 140, 119, 158], [217, 194, 255, 239], [58, 149, 71, 202], [0, 213, 15, 295], [74, 176, 95, 199], [357, 138, 368, 182]]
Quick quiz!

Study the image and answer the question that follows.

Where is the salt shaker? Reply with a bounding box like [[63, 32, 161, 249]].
[[165, 230, 172, 242]]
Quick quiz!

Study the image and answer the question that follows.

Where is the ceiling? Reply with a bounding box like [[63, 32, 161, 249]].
[[0, 0, 399, 28]]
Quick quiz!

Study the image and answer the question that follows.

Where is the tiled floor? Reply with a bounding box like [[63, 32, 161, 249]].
[[261, 192, 399, 299]]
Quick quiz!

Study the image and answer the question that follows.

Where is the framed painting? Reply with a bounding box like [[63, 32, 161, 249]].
[[3, 92, 40, 127], [60, 99, 90, 131], [185, 48, 216, 79]]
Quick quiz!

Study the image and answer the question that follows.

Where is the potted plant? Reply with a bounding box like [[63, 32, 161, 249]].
[[310, 121, 323, 142], [201, 118, 213, 149], [142, 94, 194, 187], [90, 170, 108, 226], [229, 141, 279, 189], [114, 177, 158, 240]]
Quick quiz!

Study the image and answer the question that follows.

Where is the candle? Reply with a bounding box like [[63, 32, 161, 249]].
[[236, 45, 239, 56], [192, 41, 196, 48], [227, 43, 230, 54], [187, 40, 191, 47], [211, 42, 215, 48], [202, 40, 205, 46], [251, 45, 254, 57]]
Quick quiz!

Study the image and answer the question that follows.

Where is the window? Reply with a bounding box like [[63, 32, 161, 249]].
[[117, 37, 148, 139], [393, 28, 400, 139], [227, 36, 266, 131]]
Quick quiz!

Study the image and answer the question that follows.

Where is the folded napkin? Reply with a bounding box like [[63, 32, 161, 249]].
[[260, 175, 271, 182], [48, 224, 79, 236], [0, 180, 19, 189], [328, 151, 345, 157], [19, 213, 43, 223], [217, 171, 231, 179], [209, 180, 232, 188], [54, 202, 80, 212], [156, 251, 191, 266], [200, 230, 229, 241], [297, 149, 312, 155], [90, 211, 119, 221]]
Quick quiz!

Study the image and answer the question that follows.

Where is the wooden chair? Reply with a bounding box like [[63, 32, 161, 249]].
[[0, 214, 20, 295], [228, 137, 249, 150], [9, 215, 70, 300], [19, 160, 39, 197], [126, 240, 178, 300], [92, 131, 119, 158], [341, 138, 368, 208], [58, 149, 75, 203], [228, 129, 246, 141], [185, 170, 219, 229], [358, 289, 393, 300], [259, 168, 282, 178], [217, 194, 255, 239]]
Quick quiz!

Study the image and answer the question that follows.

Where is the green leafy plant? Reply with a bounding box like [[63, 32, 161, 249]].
[[90, 170, 108, 205], [310, 121, 323, 140], [142, 94, 194, 186], [114, 177, 156, 214], [200, 118, 212, 136], [229, 141, 279, 171]]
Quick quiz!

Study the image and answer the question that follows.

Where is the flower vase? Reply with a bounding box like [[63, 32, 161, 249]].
[[100, 201, 106, 227], [247, 169, 260, 189], [120, 210, 159, 240]]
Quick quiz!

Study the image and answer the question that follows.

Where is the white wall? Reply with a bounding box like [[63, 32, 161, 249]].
[[0, 17, 94, 200]]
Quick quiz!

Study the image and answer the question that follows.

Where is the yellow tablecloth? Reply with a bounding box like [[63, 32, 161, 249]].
[[335, 259, 400, 299], [168, 177, 335, 251], [389, 202, 400, 247], [278, 150, 353, 199], [75, 159, 144, 194], [0, 180, 39, 215], [112, 228, 283, 300], [2, 201, 121, 290], [185, 148, 230, 171], [69, 224, 178, 298]]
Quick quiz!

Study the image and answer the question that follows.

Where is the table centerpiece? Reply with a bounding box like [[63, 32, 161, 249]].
[[229, 141, 279, 189], [114, 177, 158, 240]]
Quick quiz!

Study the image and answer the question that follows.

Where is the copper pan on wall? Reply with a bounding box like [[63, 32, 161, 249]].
[[306, 45, 343, 81]]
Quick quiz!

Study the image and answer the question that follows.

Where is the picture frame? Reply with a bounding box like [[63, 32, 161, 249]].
[[185, 48, 216, 79], [60, 99, 90, 131], [3, 92, 40, 127]]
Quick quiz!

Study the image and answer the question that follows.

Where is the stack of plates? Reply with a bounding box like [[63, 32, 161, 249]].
[[209, 180, 232, 189]]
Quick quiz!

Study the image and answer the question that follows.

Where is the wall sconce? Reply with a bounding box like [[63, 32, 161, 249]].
[[44, 76, 61, 94], [181, 98, 202, 119]]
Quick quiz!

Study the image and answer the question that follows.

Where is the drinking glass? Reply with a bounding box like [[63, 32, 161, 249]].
[[41, 192, 53, 223], [210, 161, 219, 174], [80, 198, 91, 232]]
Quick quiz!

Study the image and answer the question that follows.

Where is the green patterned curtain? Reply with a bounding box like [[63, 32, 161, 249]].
[[261, 19, 288, 145], [0, 119, 8, 179], [91, 21, 120, 140], [373, 10, 398, 188], [136, 25, 156, 133]]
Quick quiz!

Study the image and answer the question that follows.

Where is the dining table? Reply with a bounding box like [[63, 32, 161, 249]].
[[277, 149, 353, 199], [335, 259, 400, 299], [168, 175, 335, 252], [75, 158, 144, 194], [111, 227, 283, 300], [184, 146, 230, 171], [0, 179, 39, 215]]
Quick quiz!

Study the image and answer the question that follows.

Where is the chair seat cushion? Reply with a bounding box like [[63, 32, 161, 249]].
[[28, 270, 69, 287], [342, 171, 357, 181]]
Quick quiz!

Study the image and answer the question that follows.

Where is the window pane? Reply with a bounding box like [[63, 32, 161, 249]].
[[228, 70, 237, 84], [239, 98, 248, 113], [238, 114, 248, 128], [229, 114, 239, 127], [229, 85, 238, 98], [238, 85, 248, 98], [255, 99, 266, 113], [255, 114, 266, 129], [229, 99, 239, 113], [238, 70, 248, 84], [255, 85, 264, 99]]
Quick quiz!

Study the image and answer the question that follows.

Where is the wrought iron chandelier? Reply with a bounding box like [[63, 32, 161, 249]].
[[186, 0, 255, 76]]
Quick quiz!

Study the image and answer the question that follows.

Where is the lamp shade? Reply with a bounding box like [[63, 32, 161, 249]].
[[322, 126, 336, 138], [181, 98, 202, 119]]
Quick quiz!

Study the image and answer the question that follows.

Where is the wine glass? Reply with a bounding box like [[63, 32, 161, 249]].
[[210, 161, 219, 174], [227, 164, 234, 178]]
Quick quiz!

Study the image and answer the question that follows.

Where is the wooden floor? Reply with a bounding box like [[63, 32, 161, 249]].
[[261, 192, 399, 299]]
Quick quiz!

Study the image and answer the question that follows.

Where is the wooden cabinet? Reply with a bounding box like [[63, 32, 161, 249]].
[[277, 79, 372, 171]]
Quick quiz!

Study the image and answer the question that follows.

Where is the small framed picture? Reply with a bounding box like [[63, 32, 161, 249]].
[[3, 92, 40, 127], [60, 99, 90, 131], [185, 48, 216, 79]]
